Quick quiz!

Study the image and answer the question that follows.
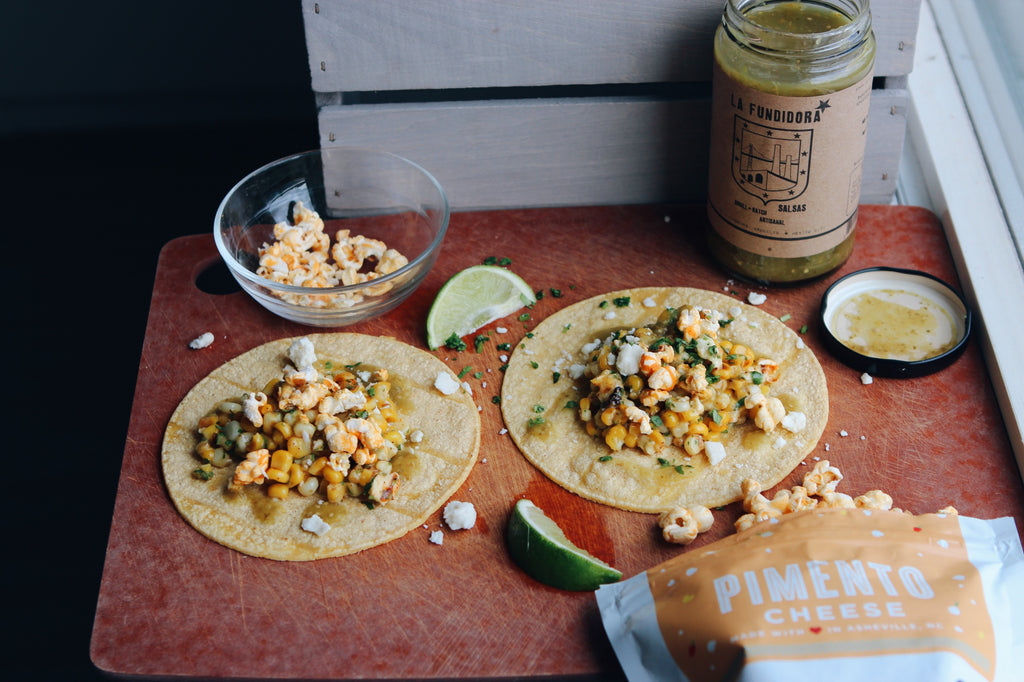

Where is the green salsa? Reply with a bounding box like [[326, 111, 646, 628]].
[[707, 0, 875, 283]]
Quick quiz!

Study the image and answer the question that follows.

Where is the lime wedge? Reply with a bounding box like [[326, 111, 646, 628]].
[[426, 265, 537, 349], [506, 499, 622, 591]]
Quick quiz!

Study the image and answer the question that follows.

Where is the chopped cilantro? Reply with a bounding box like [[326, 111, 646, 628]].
[[530, 361, 539, 369], [499, 363, 509, 372], [457, 366, 472, 379], [650, 414, 664, 429], [751, 370, 764, 385], [550, 288, 563, 298], [496, 342, 512, 351], [499, 257, 512, 266], [483, 256, 498, 265], [612, 296, 631, 308], [533, 404, 545, 413], [564, 400, 578, 409], [473, 371, 483, 379], [444, 333, 467, 351], [562, 323, 571, 333], [535, 289, 544, 300], [527, 416, 545, 427], [518, 312, 531, 321], [598, 455, 613, 462], [473, 334, 490, 353], [599, 300, 609, 308], [799, 324, 808, 334], [192, 466, 214, 481], [491, 395, 501, 404], [552, 371, 561, 383]]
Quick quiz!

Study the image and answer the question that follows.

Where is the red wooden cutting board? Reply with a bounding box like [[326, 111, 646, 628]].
[[91, 204, 1023, 679]]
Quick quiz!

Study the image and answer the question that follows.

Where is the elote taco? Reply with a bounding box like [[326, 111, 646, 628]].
[[501, 287, 828, 512], [162, 333, 480, 561]]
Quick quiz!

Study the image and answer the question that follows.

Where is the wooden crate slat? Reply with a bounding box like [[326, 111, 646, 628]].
[[317, 89, 906, 210], [302, 0, 922, 93]]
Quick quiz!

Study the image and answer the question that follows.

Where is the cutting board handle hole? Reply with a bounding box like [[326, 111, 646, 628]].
[[195, 259, 240, 295]]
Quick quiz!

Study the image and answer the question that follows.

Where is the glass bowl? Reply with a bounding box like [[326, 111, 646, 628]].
[[214, 147, 449, 327]]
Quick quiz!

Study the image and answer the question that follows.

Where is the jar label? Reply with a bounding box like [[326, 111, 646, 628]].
[[707, 62, 873, 258]]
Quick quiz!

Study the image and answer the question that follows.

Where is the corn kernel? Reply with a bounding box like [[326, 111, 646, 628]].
[[604, 424, 627, 451], [270, 450, 293, 471], [326, 482, 345, 502], [322, 465, 345, 484], [266, 467, 290, 484], [308, 456, 328, 476], [267, 483, 289, 500]]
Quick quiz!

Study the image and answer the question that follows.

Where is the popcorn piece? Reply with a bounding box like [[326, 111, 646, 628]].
[[658, 505, 714, 545], [819, 492, 856, 509], [854, 490, 893, 511], [802, 459, 843, 496]]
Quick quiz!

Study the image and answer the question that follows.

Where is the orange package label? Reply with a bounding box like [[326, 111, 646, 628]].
[[648, 510, 994, 677], [598, 509, 1024, 682]]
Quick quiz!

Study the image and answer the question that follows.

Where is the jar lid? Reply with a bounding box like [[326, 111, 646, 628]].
[[818, 267, 972, 378]]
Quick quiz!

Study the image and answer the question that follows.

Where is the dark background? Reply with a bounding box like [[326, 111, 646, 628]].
[[6, 2, 319, 679]]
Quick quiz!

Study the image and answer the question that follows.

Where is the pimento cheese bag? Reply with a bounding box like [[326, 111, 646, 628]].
[[596, 509, 1024, 681]]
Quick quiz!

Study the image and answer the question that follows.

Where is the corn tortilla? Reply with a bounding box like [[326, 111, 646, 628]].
[[162, 333, 480, 561], [501, 287, 828, 512]]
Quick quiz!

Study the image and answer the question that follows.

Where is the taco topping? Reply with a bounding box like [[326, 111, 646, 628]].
[[256, 201, 409, 308], [575, 305, 805, 463], [192, 337, 406, 508]]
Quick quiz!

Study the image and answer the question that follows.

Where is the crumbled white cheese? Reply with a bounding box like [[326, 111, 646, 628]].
[[287, 336, 317, 370], [772, 436, 787, 449], [603, 310, 617, 320], [747, 292, 767, 306], [434, 372, 460, 395], [443, 500, 477, 530], [781, 411, 807, 434], [642, 296, 657, 308], [408, 429, 424, 443], [568, 363, 587, 379], [300, 514, 331, 536], [860, 372, 874, 385], [188, 332, 215, 350], [705, 441, 727, 466], [429, 530, 444, 545], [839, 430, 849, 437], [795, 338, 805, 349], [461, 381, 473, 396], [582, 339, 602, 355], [496, 326, 508, 334], [615, 343, 644, 376]]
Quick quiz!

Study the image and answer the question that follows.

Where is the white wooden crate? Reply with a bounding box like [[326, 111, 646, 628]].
[[301, 0, 923, 210]]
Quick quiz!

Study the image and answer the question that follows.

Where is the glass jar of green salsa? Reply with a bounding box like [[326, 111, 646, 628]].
[[706, 0, 876, 284]]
